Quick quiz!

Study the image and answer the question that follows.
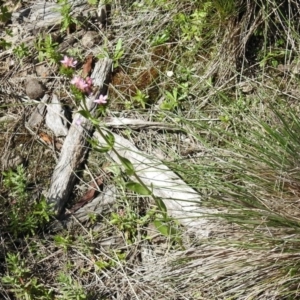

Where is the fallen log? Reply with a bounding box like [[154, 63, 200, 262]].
[[94, 131, 218, 237], [47, 58, 112, 215], [12, 0, 93, 32]]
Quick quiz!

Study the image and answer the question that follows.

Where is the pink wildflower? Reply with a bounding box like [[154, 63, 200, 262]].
[[70, 76, 81, 85], [84, 77, 93, 94], [94, 94, 108, 105], [60, 55, 77, 68], [85, 77, 93, 87], [71, 76, 88, 92]]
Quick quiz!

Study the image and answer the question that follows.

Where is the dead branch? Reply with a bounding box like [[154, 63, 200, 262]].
[[47, 58, 112, 215]]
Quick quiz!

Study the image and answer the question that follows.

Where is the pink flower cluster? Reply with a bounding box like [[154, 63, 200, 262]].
[[61, 55, 77, 68], [71, 76, 93, 95], [61, 56, 108, 105]]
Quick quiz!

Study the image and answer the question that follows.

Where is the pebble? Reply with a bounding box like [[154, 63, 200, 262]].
[[82, 31, 101, 48], [25, 78, 45, 100]]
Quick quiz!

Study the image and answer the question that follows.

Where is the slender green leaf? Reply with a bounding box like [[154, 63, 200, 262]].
[[119, 156, 135, 176], [153, 220, 178, 237], [126, 182, 151, 195]]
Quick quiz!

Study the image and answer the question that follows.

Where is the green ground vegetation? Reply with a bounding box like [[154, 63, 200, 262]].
[[1, 0, 300, 299]]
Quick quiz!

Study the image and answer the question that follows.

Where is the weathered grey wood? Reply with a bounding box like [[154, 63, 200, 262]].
[[26, 94, 49, 128], [94, 131, 218, 237], [45, 94, 69, 137], [72, 184, 116, 222], [104, 117, 182, 131], [47, 58, 112, 215], [48, 185, 116, 232], [12, 0, 92, 31]]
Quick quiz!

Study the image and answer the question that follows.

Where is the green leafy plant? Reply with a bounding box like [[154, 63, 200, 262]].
[[160, 88, 179, 111], [57, 273, 86, 300], [0, 5, 12, 23], [110, 206, 156, 243], [152, 217, 183, 248], [95, 45, 109, 60], [175, 4, 212, 43], [56, 0, 81, 34], [13, 43, 30, 61], [70, 84, 86, 104], [8, 196, 52, 236], [59, 65, 75, 77], [150, 29, 170, 46], [2, 253, 53, 300], [161, 85, 189, 111], [110, 209, 140, 242], [0, 38, 12, 49], [66, 47, 84, 60], [259, 49, 287, 68], [125, 181, 152, 195], [94, 251, 126, 271], [212, 0, 237, 20], [3, 165, 53, 236], [113, 38, 124, 68], [34, 34, 60, 64], [95, 38, 124, 66], [3, 165, 27, 200], [54, 234, 73, 252], [131, 89, 149, 109], [160, 70, 189, 111], [5, 28, 13, 36]]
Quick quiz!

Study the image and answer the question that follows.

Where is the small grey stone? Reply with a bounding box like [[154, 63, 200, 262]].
[[25, 78, 45, 100], [81, 31, 101, 48]]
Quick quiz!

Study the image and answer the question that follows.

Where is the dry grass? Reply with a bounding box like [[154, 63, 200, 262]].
[[1, 0, 300, 299]]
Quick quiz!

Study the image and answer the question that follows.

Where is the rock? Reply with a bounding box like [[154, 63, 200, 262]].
[[81, 31, 100, 48], [25, 78, 46, 100]]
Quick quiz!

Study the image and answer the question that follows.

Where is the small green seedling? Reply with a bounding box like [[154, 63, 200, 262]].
[[160, 88, 179, 111], [131, 89, 149, 109], [3, 165, 27, 200], [35, 34, 60, 64], [0, 38, 11, 49], [150, 29, 170, 46], [113, 38, 124, 68], [56, 0, 80, 34], [13, 43, 30, 61], [0, 5, 12, 23]]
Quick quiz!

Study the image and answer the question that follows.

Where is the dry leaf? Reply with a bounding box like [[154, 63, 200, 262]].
[[69, 176, 104, 213], [82, 54, 93, 78], [39, 132, 52, 144]]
